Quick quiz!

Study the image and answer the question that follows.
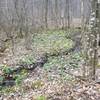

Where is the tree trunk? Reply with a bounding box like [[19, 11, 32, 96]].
[[67, 0, 70, 28], [45, 0, 48, 29], [82, 0, 100, 80]]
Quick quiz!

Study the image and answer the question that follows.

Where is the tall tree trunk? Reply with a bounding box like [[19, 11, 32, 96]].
[[67, 0, 70, 28], [45, 0, 48, 29], [55, 0, 58, 29], [89, 0, 98, 80], [81, 0, 84, 30], [82, 0, 100, 80], [65, 0, 70, 29]]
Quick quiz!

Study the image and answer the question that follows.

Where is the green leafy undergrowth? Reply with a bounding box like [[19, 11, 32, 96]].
[[36, 95, 47, 100], [0, 65, 13, 85], [14, 69, 28, 86], [19, 55, 36, 65], [31, 80, 44, 89], [0, 65, 28, 92], [0, 76, 4, 84], [43, 52, 82, 82], [0, 86, 16, 94], [43, 52, 83, 71], [33, 30, 74, 57], [58, 66, 74, 81], [2, 66, 13, 75]]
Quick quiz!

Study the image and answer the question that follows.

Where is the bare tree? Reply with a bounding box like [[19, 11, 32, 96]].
[[44, 0, 48, 29], [54, 0, 58, 29], [65, 0, 70, 28], [82, 0, 100, 80]]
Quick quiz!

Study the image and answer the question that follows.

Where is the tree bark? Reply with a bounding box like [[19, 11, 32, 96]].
[[45, 0, 48, 29], [82, 0, 100, 80]]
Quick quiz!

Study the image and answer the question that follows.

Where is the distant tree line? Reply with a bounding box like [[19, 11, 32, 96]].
[[0, 0, 90, 31], [0, 0, 91, 51]]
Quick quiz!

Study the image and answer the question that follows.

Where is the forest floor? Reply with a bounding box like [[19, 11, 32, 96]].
[[0, 30, 100, 100]]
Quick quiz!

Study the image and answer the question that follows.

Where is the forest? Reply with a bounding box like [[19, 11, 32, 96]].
[[0, 0, 100, 100]]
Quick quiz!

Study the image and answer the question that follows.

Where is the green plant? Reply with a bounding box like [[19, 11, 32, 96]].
[[0, 86, 2, 91], [20, 55, 35, 65], [31, 80, 44, 89], [0, 86, 16, 94], [0, 76, 4, 84], [14, 70, 28, 86], [20, 69, 28, 76], [33, 30, 74, 59], [2, 66, 12, 75], [15, 75, 23, 86], [37, 96, 46, 100]]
